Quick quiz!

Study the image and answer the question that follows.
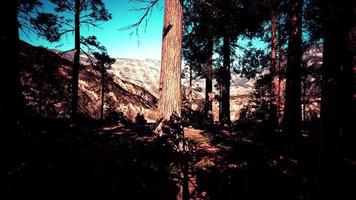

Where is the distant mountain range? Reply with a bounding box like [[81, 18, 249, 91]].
[[19, 41, 322, 122], [20, 41, 158, 122]]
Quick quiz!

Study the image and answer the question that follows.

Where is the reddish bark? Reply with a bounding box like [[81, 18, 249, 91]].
[[271, 3, 280, 122], [157, 0, 183, 121]]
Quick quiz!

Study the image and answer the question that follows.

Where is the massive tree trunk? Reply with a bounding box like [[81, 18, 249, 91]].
[[220, 36, 231, 126], [338, 3, 355, 160], [0, 0, 24, 166], [0, 0, 22, 126], [157, 0, 183, 121], [204, 37, 213, 126], [318, 1, 355, 199], [344, 4, 356, 159], [71, 0, 80, 122], [283, 0, 303, 139], [270, 2, 279, 124]]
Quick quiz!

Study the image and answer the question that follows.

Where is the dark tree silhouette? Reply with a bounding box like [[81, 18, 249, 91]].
[[49, 0, 112, 123], [92, 50, 115, 121], [183, 0, 215, 127], [0, 0, 59, 126], [318, 1, 355, 199], [214, 0, 268, 127], [220, 35, 232, 126], [283, 0, 303, 140], [79, 35, 115, 121], [0, 1, 22, 130]]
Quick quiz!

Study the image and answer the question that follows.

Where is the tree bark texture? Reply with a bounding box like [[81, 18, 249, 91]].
[[157, 0, 183, 121]]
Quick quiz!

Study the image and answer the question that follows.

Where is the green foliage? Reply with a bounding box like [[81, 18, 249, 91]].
[[156, 112, 186, 153], [183, 0, 271, 82], [43, 0, 112, 44], [181, 102, 205, 128], [50, 0, 112, 22], [18, 0, 62, 42], [303, 0, 322, 45], [19, 0, 43, 13], [80, 36, 115, 72], [236, 43, 270, 79], [30, 13, 62, 42], [236, 73, 275, 137], [135, 113, 147, 125]]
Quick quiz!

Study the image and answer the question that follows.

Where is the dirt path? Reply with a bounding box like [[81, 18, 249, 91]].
[[184, 128, 220, 152]]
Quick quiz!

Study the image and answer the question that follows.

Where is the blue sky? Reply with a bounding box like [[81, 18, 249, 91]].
[[20, 0, 165, 60]]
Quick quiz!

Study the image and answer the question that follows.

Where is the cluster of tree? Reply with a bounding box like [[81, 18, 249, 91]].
[[1, 0, 114, 128], [1, 0, 354, 197], [129, 0, 354, 197]]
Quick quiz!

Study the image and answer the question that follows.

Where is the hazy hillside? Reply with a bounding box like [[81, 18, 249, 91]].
[[20, 41, 158, 122], [109, 58, 255, 121], [19, 41, 322, 123]]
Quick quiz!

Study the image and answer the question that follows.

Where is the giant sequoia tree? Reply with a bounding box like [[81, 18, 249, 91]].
[[49, 0, 111, 122], [157, 0, 183, 122]]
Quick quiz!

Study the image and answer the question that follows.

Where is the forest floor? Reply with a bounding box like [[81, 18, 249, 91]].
[[2, 118, 354, 200]]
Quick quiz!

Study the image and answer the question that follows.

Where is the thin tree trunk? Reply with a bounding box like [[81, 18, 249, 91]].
[[283, 0, 303, 140], [101, 65, 105, 121], [271, 2, 279, 125], [277, 16, 284, 123], [157, 0, 183, 121], [204, 37, 213, 126], [71, 0, 80, 122], [302, 77, 306, 123], [220, 36, 231, 127], [188, 65, 193, 109]]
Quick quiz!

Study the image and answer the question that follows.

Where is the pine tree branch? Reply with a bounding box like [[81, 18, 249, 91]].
[[118, 0, 159, 37]]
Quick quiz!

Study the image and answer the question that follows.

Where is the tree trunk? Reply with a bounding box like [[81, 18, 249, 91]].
[[318, 1, 355, 199], [271, 2, 279, 125], [204, 37, 213, 126], [71, 0, 80, 122], [339, 4, 356, 160], [220, 36, 231, 127], [157, 0, 183, 121], [188, 65, 193, 109], [0, 0, 23, 166], [0, 0, 22, 126], [345, 4, 356, 160], [283, 0, 303, 139], [276, 16, 285, 123], [101, 65, 105, 121]]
